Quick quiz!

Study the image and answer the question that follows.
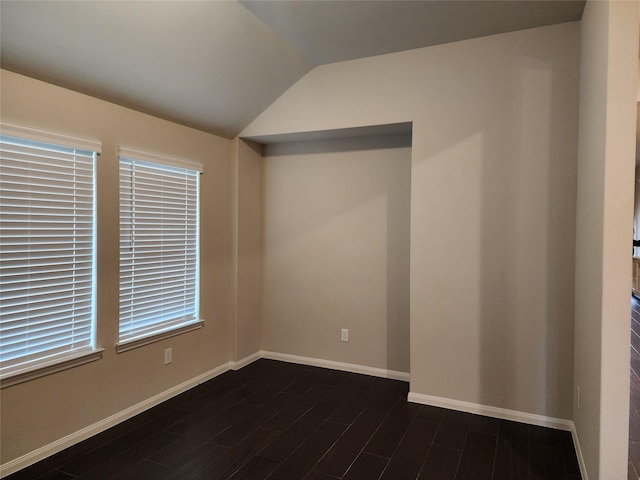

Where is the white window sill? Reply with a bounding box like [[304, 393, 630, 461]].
[[115, 320, 204, 353], [1, 348, 104, 389]]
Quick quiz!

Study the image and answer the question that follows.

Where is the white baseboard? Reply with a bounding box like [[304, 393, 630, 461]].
[[407, 391, 574, 431], [0, 362, 231, 478], [261, 350, 410, 382], [569, 422, 588, 480], [229, 351, 261, 370]]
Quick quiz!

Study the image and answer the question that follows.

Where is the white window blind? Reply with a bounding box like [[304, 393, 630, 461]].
[[0, 130, 98, 375], [118, 149, 201, 347]]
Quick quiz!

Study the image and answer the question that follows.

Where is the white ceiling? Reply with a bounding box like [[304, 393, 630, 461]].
[[0, 0, 585, 139]]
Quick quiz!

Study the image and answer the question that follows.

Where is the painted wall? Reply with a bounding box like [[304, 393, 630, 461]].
[[635, 167, 640, 257], [230, 138, 264, 362], [574, 1, 638, 478], [261, 135, 411, 373], [0, 70, 234, 464], [242, 22, 580, 420]]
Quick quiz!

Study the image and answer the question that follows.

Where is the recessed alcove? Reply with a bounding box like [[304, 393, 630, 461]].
[[239, 122, 412, 375]]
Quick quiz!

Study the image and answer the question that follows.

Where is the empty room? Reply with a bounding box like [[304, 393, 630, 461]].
[[0, 1, 638, 479]]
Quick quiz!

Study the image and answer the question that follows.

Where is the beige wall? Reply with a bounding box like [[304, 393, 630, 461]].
[[0, 70, 234, 463], [635, 166, 640, 256], [261, 135, 411, 372], [243, 22, 580, 419], [574, 1, 638, 478], [230, 139, 264, 361]]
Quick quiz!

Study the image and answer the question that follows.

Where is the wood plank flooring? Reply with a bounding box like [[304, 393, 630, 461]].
[[8, 359, 582, 480], [630, 296, 640, 479]]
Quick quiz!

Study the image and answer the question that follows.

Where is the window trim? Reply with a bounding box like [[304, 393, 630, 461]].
[[114, 320, 204, 353], [117, 147, 202, 173], [1, 348, 104, 389], [1, 122, 102, 154]]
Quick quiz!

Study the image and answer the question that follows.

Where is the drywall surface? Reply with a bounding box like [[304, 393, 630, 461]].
[[243, 22, 580, 420], [635, 166, 640, 257], [574, 1, 638, 478], [0, 70, 234, 463], [231, 139, 264, 361], [573, 3, 606, 476], [261, 135, 411, 373]]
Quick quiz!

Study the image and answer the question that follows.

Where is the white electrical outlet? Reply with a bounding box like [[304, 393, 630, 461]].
[[164, 348, 172, 365], [341, 329, 349, 342]]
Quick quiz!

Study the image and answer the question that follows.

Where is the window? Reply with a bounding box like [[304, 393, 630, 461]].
[[0, 124, 102, 387], [117, 148, 202, 352]]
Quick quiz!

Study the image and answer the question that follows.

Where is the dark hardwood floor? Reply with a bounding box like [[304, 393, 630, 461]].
[[630, 296, 640, 479], [8, 359, 582, 480]]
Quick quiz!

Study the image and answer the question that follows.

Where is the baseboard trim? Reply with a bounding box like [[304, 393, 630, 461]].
[[261, 350, 410, 382], [569, 422, 588, 480], [230, 351, 261, 370], [407, 391, 574, 431], [0, 362, 231, 478]]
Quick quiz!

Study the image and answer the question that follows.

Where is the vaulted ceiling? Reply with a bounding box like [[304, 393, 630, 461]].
[[0, 0, 585, 139]]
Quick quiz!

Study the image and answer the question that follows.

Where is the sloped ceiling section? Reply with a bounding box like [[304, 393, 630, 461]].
[[0, 0, 585, 138], [0, 1, 314, 138], [240, 0, 586, 65]]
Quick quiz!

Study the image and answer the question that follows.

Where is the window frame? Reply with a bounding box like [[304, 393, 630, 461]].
[[0, 123, 103, 388], [116, 147, 203, 353]]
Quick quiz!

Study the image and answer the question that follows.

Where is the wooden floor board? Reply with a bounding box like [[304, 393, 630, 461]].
[[417, 444, 461, 480], [364, 398, 418, 458], [266, 421, 347, 480], [378, 416, 441, 480], [342, 453, 388, 480], [455, 431, 497, 480], [433, 410, 471, 450], [263, 383, 335, 432], [314, 409, 386, 478]]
